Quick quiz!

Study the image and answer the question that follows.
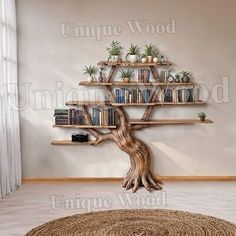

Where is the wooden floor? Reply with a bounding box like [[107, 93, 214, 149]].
[[0, 181, 236, 235]]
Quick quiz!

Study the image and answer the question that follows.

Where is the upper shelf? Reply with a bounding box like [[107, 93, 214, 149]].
[[66, 101, 109, 106], [79, 81, 195, 87], [97, 61, 172, 67]]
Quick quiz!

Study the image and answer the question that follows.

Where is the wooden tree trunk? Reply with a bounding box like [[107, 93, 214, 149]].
[[112, 123, 163, 193]]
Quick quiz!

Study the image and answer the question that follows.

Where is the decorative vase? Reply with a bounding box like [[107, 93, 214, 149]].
[[98, 71, 104, 83], [141, 57, 147, 63], [127, 54, 138, 63], [87, 76, 94, 82], [111, 55, 119, 62], [182, 76, 190, 83], [147, 56, 153, 63], [123, 78, 130, 83], [153, 57, 159, 63]]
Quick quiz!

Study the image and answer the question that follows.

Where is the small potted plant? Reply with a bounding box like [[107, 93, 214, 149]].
[[83, 65, 97, 82], [174, 73, 181, 83], [119, 68, 134, 83], [141, 53, 147, 63], [144, 43, 158, 63], [180, 71, 192, 83], [198, 112, 206, 121], [126, 44, 140, 63], [106, 41, 122, 62]]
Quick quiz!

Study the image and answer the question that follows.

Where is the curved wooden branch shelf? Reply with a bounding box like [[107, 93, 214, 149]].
[[97, 61, 172, 67]]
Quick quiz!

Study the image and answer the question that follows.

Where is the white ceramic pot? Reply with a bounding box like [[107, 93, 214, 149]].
[[147, 56, 153, 63], [87, 76, 94, 82], [141, 57, 147, 63], [127, 54, 138, 63], [111, 55, 119, 62], [153, 57, 159, 63]]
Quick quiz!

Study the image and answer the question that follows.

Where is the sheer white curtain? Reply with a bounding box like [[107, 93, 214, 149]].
[[0, 0, 21, 198]]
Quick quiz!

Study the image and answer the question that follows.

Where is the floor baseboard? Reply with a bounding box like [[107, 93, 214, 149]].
[[22, 176, 236, 183]]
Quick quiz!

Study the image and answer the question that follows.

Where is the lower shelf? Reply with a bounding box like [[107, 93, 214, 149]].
[[129, 119, 213, 125], [51, 140, 95, 145]]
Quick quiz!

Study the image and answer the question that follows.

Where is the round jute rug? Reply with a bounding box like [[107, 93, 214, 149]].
[[25, 209, 236, 236]]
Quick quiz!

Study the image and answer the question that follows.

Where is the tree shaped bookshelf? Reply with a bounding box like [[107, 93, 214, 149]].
[[52, 60, 213, 192]]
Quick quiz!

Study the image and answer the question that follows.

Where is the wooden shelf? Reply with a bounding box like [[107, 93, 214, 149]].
[[53, 125, 116, 129], [110, 102, 157, 106], [66, 101, 109, 106], [97, 61, 172, 67], [110, 101, 205, 107], [79, 81, 195, 87], [129, 119, 213, 125], [51, 140, 95, 145]]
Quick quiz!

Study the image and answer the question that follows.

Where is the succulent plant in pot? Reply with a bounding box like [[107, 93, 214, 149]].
[[141, 53, 147, 63], [126, 44, 140, 63], [198, 112, 206, 121], [119, 68, 134, 83], [174, 73, 181, 83], [106, 41, 122, 62], [180, 71, 192, 83], [83, 65, 98, 82], [144, 43, 158, 63]]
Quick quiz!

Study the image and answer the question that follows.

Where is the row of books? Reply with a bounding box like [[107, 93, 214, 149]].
[[54, 109, 86, 125], [115, 88, 152, 103], [92, 106, 117, 126], [114, 87, 199, 103], [160, 88, 198, 103], [138, 69, 151, 83]]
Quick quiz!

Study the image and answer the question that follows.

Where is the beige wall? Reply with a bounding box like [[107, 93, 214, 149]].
[[17, 0, 236, 177]]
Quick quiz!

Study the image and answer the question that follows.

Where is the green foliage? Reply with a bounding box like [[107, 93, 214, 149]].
[[106, 41, 122, 60], [144, 43, 159, 56], [198, 112, 206, 117], [180, 71, 192, 77], [126, 44, 140, 56], [119, 68, 134, 80], [83, 65, 97, 76]]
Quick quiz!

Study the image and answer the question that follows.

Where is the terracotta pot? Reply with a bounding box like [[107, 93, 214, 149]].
[[123, 78, 130, 83], [147, 56, 153, 63]]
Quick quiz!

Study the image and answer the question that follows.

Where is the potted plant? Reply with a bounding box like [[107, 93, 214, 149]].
[[180, 71, 192, 83], [144, 43, 158, 63], [125, 44, 140, 63], [141, 53, 147, 63], [198, 112, 206, 121], [174, 73, 181, 83], [119, 68, 134, 83], [98, 66, 106, 82], [106, 41, 122, 62], [83, 65, 97, 82]]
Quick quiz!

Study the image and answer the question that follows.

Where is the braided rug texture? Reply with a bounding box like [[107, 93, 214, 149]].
[[26, 209, 236, 236]]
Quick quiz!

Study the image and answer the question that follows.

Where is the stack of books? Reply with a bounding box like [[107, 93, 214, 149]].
[[115, 88, 152, 103], [54, 109, 86, 125], [138, 69, 151, 83], [92, 106, 116, 126], [54, 109, 69, 125]]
